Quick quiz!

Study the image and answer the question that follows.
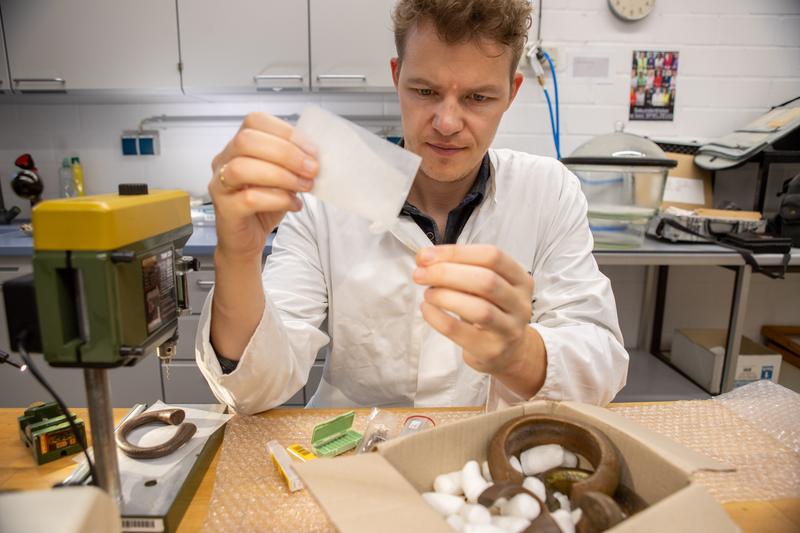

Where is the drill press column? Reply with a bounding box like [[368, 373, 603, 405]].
[[84, 368, 121, 503]]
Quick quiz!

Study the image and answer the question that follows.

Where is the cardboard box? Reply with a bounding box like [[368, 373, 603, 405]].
[[295, 401, 737, 533], [659, 152, 713, 211], [672, 329, 782, 394]]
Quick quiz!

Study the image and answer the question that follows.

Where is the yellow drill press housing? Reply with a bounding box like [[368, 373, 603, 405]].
[[31, 187, 193, 367]]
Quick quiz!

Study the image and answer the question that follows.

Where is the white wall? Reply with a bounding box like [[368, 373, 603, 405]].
[[0, 0, 799, 348], [496, 0, 800, 156]]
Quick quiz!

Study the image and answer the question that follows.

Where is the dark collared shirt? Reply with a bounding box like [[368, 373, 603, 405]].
[[400, 153, 490, 245]]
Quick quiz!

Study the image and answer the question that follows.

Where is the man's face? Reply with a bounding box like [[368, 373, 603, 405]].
[[391, 19, 523, 184]]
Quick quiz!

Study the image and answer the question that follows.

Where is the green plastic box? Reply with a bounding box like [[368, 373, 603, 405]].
[[310, 411, 363, 457]]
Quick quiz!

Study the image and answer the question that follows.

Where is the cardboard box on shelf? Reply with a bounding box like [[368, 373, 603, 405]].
[[671, 329, 782, 394], [659, 152, 713, 211], [295, 401, 737, 533]]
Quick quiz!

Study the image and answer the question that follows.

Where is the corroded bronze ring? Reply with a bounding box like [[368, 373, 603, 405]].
[[487, 414, 621, 502], [478, 482, 565, 533], [116, 408, 197, 460]]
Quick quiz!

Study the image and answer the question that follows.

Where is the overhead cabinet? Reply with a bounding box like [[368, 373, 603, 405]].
[[0, 0, 181, 94], [309, 0, 397, 91], [0, 0, 398, 98], [178, 0, 398, 95], [178, 0, 309, 94]]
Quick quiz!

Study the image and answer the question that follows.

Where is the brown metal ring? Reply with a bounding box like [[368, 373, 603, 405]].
[[115, 408, 197, 459], [487, 414, 621, 502], [575, 491, 625, 533], [478, 482, 563, 533]]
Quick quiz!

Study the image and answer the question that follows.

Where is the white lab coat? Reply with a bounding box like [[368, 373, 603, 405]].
[[195, 149, 628, 414]]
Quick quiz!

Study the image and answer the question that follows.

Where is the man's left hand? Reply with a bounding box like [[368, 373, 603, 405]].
[[413, 244, 546, 397]]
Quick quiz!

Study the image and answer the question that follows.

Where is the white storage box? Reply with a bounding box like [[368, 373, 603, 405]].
[[671, 329, 782, 394]]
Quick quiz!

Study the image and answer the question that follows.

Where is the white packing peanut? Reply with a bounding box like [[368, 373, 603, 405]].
[[491, 515, 531, 533], [446, 514, 466, 532], [553, 491, 571, 512], [481, 460, 493, 482], [571, 508, 582, 525], [422, 492, 465, 517], [550, 509, 575, 533], [459, 503, 492, 525], [462, 460, 490, 503], [434, 471, 464, 495], [509, 455, 523, 474], [521, 476, 546, 503], [491, 497, 508, 514], [561, 450, 578, 468], [501, 493, 541, 520], [520, 444, 564, 476], [463, 524, 506, 533]]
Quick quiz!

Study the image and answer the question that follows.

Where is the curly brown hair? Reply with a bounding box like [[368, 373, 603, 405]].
[[392, 0, 533, 79]]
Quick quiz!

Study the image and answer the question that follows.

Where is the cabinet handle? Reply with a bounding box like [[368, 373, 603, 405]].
[[196, 280, 215, 288], [317, 74, 367, 82], [254, 75, 304, 82], [254, 74, 305, 92], [13, 77, 66, 84]]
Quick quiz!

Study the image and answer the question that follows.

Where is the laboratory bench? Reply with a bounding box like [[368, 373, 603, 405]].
[[0, 405, 797, 533], [595, 239, 800, 397], [0, 223, 798, 407]]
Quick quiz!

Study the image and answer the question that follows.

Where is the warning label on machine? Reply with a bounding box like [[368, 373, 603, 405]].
[[141, 249, 177, 335]]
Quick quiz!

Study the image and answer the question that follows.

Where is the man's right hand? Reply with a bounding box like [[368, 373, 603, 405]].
[[209, 112, 319, 260], [207, 113, 318, 361]]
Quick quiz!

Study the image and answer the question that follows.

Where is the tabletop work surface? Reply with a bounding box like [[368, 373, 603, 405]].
[[1, 402, 798, 532]]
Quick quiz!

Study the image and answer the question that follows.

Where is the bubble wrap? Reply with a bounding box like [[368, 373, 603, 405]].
[[201, 409, 478, 533], [202, 386, 800, 531], [612, 381, 800, 503], [714, 380, 800, 455]]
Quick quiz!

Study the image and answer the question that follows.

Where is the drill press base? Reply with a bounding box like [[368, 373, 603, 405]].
[[119, 404, 227, 533]]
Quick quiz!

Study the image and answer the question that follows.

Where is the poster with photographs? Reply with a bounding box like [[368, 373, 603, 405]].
[[629, 50, 678, 121]]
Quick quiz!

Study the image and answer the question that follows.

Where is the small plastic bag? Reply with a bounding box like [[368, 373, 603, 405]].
[[356, 408, 402, 453], [292, 105, 421, 233]]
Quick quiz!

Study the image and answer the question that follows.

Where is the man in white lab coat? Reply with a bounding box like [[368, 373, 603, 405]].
[[196, 0, 628, 414]]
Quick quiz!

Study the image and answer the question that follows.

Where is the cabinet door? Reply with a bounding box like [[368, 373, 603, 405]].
[[0, 22, 9, 94], [1, 0, 181, 93], [178, 0, 309, 94], [0, 352, 162, 408], [0, 259, 32, 354], [162, 361, 219, 404], [175, 315, 200, 361], [187, 266, 214, 316], [309, 0, 397, 91]]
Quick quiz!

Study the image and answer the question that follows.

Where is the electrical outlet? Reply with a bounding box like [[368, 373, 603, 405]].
[[138, 131, 160, 156], [121, 134, 138, 156], [121, 130, 160, 156], [518, 44, 561, 78]]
